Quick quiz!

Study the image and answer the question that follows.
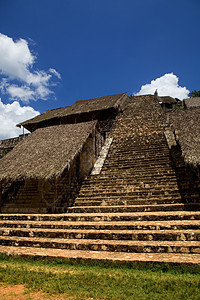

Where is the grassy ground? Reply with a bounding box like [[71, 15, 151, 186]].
[[0, 253, 199, 300]]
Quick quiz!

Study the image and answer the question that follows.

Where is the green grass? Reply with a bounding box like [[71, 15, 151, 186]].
[[0, 253, 199, 299]]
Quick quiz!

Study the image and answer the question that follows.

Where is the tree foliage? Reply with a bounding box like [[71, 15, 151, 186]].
[[188, 90, 200, 98]]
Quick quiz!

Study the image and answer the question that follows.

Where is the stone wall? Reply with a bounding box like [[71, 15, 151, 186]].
[[0, 135, 29, 158], [164, 128, 177, 149], [169, 143, 200, 203]]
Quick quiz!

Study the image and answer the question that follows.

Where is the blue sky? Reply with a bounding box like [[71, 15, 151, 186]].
[[0, 0, 200, 139]]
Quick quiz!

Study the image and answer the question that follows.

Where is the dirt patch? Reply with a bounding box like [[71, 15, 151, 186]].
[[0, 283, 73, 300]]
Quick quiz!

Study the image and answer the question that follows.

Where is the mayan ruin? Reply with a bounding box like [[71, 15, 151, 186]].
[[0, 93, 199, 264]]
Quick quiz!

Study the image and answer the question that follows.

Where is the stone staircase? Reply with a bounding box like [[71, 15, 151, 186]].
[[0, 95, 199, 264], [1, 180, 51, 213]]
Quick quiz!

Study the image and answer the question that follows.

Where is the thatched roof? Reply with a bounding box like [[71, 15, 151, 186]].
[[158, 96, 177, 104], [184, 97, 200, 109], [168, 108, 200, 166], [17, 93, 128, 131], [0, 121, 97, 182]]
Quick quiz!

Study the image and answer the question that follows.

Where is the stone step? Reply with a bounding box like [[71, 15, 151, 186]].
[[107, 156, 182, 163], [5, 197, 54, 203], [102, 165, 175, 171], [109, 144, 168, 149], [104, 158, 173, 165], [0, 211, 199, 222], [81, 181, 181, 190], [2, 196, 52, 203], [102, 165, 175, 172], [3, 191, 40, 197], [108, 147, 170, 153], [77, 191, 186, 198], [66, 204, 199, 214], [76, 194, 183, 202], [94, 178, 187, 186], [0, 207, 47, 214], [4, 199, 196, 214], [0, 236, 199, 254], [109, 143, 168, 149], [107, 154, 171, 160], [78, 187, 181, 195], [73, 201, 187, 209], [79, 182, 180, 191], [0, 227, 199, 242], [73, 198, 185, 207], [81, 179, 180, 189], [86, 172, 184, 181], [78, 186, 199, 197], [108, 143, 168, 148], [103, 158, 173, 165], [1, 202, 48, 208], [78, 188, 181, 197], [81, 183, 182, 193], [88, 171, 181, 179], [0, 246, 199, 264], [100, 171, 178, 178], [110, 149, 170, 154], [75, 194, 183, 202], [102, 170, 177, 176], [109, 150, 170, 157], [17, 189, 39, 194], [0, 220, 199, 231], [100, 170, 178, 176], [81, 182, 180, 190]]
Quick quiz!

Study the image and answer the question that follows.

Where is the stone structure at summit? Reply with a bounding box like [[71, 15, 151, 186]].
[[0, 93, 199, 264]]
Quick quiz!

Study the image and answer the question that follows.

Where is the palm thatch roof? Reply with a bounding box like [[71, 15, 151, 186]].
[[0, 121, 97, 182], [184, 97, 200, 109], [168, 108, 200, 166], [17, 93, 128, 131], [158, 96, 177, 104]]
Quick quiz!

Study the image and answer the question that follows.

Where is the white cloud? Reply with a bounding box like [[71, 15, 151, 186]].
[[136, 73, 189, 100], [0, 33, 61, 103], [26, 71, 52, 86], [0, 98, 39, 139], [49, 68, 61, 79], [0, 34, 35, 81], [7, 85, 35, 103]]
